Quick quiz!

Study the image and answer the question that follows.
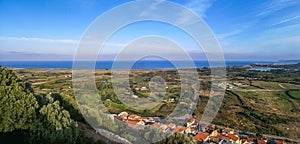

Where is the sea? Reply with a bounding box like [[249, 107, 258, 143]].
[[0, 60, 273, 70]]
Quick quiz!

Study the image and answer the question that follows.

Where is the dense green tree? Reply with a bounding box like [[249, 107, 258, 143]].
[[28, 95, 79, 143], [0, 66, 39, 132], [155, 133, 195, 144], [0, 66, 104, 144]]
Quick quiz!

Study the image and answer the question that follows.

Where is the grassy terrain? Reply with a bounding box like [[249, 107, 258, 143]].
[[211, 81, 300, 139], [251, 81, 285, 90], [13, 68, 300, 140], [288, 90, 300, 99]]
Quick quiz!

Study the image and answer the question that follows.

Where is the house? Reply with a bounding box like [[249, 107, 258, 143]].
[[242, 137, 255, 144], [274, 140, 287, 144], [173, 126, 187, 134], [128, 114, 141, 120], [153, 123, 168, 132], [209, 136, 221, 143], [210, 130, 219, 137], [124, 118, 146, 129], [167, 123, 176, 129], [190, 122, 198, 128], [185, 127, 198, 135], [194, 132, 209, 143], [204, 125, 216, 133], [125, 119, 140, 125], [227, 134, 241, 144], [117, 112, 128, 120], [137, 120, 145, 125], [186, 118, 196, 127]]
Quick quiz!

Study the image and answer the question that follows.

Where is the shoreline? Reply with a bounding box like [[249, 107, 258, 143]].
[[0, 60, 274, 70]]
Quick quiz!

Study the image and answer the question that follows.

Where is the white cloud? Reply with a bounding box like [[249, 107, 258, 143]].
[[261, 35, 300, 47], [137, 0, 216, 26], [0, 36, 78, 56], [217, 29, 243, 40], [272, 15, 300, 26], [185, 0, 216, 18], [256, 0, 298, 17], [0, 36, 78, 44], [175, 0, 215, 25], [138, 0, 165, 18]]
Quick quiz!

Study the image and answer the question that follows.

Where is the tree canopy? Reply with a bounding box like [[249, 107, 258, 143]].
[[0, 66, 101, 144], [0, 66, 39, 132]]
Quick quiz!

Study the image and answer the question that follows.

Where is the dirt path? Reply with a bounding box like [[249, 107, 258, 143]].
[[278, 84, 285, 89]]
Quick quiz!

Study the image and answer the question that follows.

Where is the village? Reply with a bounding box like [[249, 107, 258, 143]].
[[111, 111, 290, 144]]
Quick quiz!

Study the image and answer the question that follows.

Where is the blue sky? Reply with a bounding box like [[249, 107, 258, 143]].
[[0, 0, 300, 61]]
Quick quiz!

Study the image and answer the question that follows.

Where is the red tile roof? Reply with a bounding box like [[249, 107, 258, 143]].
[[194, 132, 209, 142], [167, 123, 176, 128], [125, 119, 140, 125], [128, 114, 140, 120], [227, 134, 239, 141], [185, 127, 197, 134], [275, 140, 287, 144], [173, 126, 187, 133], [219, 135, 230, 141]]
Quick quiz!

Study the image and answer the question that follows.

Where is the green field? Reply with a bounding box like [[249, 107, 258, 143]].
[[12, 67, 300, 140], [288, 90, 300, 99]]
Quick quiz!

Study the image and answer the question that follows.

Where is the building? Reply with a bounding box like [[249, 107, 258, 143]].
[[117, 112, 128, 120], [167, 123, 176, 129], [227, 134, 241, 144], [173, 126, 187, 134], [128, 114, 141, 120], [194, 132, 209, 143], [186, 118, 196, 127]]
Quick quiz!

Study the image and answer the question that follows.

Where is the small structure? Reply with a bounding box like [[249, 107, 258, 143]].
[[173, 126, 187, 134], [185, 127, 198, 135], [140, 86, 148, 91], [194, 132, 209, 143], [227, 134, 241, 144], [210, 130, 219, 137], [186, 118, 196, 127], [117, 112, 128, 120], [167, 123, 176, 129], [128, 114, 141, 120]]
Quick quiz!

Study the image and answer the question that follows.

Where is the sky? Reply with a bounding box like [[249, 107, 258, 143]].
[[0, 0, 300, 61]]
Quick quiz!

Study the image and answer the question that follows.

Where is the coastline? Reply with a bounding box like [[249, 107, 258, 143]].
[[0, 60, 273, 70]]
